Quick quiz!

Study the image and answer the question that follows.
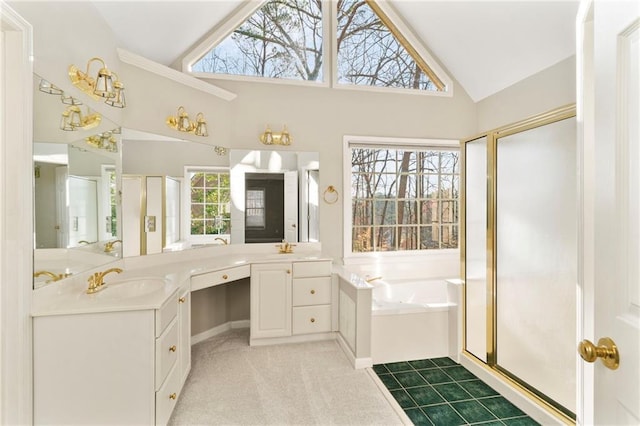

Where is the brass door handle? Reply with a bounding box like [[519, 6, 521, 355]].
[[169, 345, 177, 352], [179, 297, 186, 303], [578, 337, 619, 370], [169, 393, 177, 400]]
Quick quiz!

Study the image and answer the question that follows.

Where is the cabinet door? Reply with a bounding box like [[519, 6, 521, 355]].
[[250, 263, 292, 339], [178, 288, 191, 386]]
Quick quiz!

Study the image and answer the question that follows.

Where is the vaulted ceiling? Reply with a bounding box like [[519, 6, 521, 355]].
[[92, 0, 579, 102]]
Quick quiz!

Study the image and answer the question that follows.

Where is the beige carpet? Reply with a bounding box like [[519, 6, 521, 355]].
[[169, 328, 407, 425]]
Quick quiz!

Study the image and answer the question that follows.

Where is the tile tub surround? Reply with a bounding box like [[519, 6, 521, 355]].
[[374, 358, 540, 426]]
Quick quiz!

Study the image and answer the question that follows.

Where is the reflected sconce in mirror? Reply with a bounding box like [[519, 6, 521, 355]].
[[86, 129, 119, 152], [68, 57, 126, 108], [60, 105, 101, 131], [61, 93, 83, 106], [214, 146, 228, 156], [166, 106, 208, 137], [260, 125, 292, 146], [39, 78, 83, 105], [38, 79, 63, 95]]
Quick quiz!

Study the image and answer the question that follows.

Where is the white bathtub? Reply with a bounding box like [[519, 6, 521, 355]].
[[370, 278, 462, 364]]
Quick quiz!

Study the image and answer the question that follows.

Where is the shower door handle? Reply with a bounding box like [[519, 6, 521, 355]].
[[578, 337, 619, 370]]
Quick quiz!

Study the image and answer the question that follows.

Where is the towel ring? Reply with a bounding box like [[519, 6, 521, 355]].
[[323, 186, 339, 204]]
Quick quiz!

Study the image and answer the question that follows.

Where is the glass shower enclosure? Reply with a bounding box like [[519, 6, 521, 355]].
[[461, 105, 577, 419]]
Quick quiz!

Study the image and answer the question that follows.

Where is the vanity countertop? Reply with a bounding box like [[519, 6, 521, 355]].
[[32, 247, 332, 317]]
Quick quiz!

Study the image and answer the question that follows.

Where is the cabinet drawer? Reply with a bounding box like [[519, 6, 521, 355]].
[[292, 261, 331, 278], [292, 277, 331, 306], [155, 291, 178, 337], [155, 317, 178, 389], [191, 264, 250, 292], [292, 305, 331, 335], [155, 361, 181, 426]]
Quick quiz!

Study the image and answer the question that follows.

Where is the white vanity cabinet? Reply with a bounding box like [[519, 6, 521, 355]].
[[250, 260, 333, 343], [250, 262, 292, 339], [292, 261, 332, 335], [33, 289, 182, 425]]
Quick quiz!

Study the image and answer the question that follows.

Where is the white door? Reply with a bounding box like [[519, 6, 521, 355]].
[[55, 166, 68, 248], [284, 171, 298, 242], [579, 1, 640, 424]]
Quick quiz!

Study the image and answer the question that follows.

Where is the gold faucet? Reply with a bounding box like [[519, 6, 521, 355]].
[[34, 270, 72, 283], [104, 240, 122, 253], [214, 237, 229, 245], [365, 276, 383, 283], [276, 240, 296, 254], [86, 267, 123, 294]]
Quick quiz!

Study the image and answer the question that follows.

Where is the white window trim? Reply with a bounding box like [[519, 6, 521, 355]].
[[183, 166, 231, 245], [342, 135, 460, 259], [181, 0, 453, 97]]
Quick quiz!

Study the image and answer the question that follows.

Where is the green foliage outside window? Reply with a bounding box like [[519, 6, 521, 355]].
[[190, 172, 231, 235]]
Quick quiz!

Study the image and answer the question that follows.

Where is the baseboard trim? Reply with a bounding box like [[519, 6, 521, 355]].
[[249, 332, 335, 347], [366, 368, 413, 425], [190, 320, 249, 345], [336, 333, 372, 369]]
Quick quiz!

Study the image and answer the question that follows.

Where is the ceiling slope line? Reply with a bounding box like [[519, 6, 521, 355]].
[[117, 48, 237, 102]]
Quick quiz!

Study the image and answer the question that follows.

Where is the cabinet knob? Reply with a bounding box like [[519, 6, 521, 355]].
[[169, 393, 177, 400], [179, 297, 186, 303], [286, 269, 291, 274], [222, 274, 228, 280], [169, 345, 177, 352], [310, 289, 316, 295], [310, 318, 315, 323]]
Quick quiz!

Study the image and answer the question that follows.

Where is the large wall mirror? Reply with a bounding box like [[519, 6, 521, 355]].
[[122, 135, 319, 255], [33, 74, 122, 288]]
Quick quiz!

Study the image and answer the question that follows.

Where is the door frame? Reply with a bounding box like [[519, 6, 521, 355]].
[[0, 2, 34, 424], [576, 1, 595, 424]]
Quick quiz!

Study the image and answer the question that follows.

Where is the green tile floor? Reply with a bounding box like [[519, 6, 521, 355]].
[[373, 357, 540, 426]]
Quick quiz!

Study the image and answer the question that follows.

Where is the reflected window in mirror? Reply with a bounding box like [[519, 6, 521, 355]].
[[186, 167, 231, 244], [246, 189, 266, 228], [101, 164, 117, 239]]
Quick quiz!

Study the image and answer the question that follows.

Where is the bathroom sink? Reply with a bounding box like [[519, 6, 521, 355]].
[[84, 277, 167, 300]]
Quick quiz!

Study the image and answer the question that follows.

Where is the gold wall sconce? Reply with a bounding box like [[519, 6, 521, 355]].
[[60, 106, 101, 131], [166, 106, 208, 137], [68, 57, 126, 108], [85, 129, 118, 152], [260, 125, 292, 146]]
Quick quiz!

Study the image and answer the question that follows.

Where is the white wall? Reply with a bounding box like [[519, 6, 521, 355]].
[[476, 56, 576, 132], [122, 139, 228, 177]]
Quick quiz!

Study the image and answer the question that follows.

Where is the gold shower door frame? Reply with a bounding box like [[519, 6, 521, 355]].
[[460, 104, 576, 423]]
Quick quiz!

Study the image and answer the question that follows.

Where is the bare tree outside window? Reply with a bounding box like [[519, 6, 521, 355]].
[[351, 147, 459, 252], [192, 0, 441, 92], [193, 0, 323, 81], [336, 0, 437, 91]]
